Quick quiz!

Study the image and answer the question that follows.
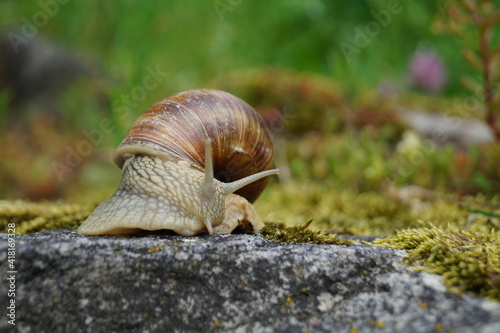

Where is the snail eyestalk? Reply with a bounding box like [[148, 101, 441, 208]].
[[222, 168, 280, 196], [201, 137, 279, 197], [201, 138, 215, 199]]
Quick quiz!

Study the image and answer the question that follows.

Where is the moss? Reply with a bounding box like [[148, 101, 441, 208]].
[[0, 200, 352, 245], [1, 197, 498, 302], [233, 218, 353, 245], [372, 224, 500, 301], [256, 183, 414, 236], [256, 221, 354, 246], [256, 182, 498, 236], [0, 200, 93, 234]]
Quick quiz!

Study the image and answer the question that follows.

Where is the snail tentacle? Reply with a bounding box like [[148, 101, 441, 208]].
[[222, 168, 280, 196], [201, 138, 216, 199]]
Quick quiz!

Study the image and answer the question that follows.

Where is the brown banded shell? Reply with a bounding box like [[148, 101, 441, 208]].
[[113, 89, 275, 203]]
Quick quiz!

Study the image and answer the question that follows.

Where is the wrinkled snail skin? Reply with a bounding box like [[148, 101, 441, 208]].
[[77, 89, 278, 236]]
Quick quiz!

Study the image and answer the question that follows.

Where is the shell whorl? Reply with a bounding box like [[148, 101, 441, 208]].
[[113, 89, 275, 203]]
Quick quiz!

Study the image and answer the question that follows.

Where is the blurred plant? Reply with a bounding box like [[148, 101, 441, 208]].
[[210, 68, 406, 139], [0, 113, 117, 201], [278, 129, 500, 197], [0, 33, 109, 127], [408, 49, 448, 93], [438, 0, 500, 140], [210, 68, 348, 135]]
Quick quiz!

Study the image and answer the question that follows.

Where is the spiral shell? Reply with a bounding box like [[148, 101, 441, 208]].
[[113, 89, 274, 203]]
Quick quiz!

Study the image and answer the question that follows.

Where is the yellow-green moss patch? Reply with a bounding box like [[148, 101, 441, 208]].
[[0, 200, 93, 234], [257, 182, 498, 236], [257, 221, 354, 245], [372, 224, 500, 301]]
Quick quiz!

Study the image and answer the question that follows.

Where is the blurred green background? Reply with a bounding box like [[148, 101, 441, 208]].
[[0, 0, 499, 233], [0, 0, 451, 92]]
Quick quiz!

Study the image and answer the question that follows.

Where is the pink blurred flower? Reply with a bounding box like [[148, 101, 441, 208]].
[[409, 50, 447, 93]]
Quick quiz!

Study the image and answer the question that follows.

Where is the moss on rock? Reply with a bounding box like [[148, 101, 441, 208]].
[[256, 182, 499, 236], [1, 194, 498, 302], [257, 221, 354, 245], [0, 200, 93, 234], [373, 224, 500, 301]]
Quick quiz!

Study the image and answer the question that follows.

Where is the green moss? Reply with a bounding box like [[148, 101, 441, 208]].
[[0, 200, 93, 234], [0, 199, 353, 246], [256, 182, 414, 236], [372, 224, 500, 301], [256, 182, 498, 236], [257, 221, 354, 246]]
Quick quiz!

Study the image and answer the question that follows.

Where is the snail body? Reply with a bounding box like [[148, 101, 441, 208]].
[[77, 89, 278, 236]]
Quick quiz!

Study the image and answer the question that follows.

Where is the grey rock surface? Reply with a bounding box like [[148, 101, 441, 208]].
[[0, 230, 499, 333], [398, 108, 494, 148]]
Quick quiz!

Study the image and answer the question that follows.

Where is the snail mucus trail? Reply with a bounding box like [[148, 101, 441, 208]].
[[77, 89, 279, 236]]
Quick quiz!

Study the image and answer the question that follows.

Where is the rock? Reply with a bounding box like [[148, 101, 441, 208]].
[[0, 230, 499, 333], [398, 108, 494, 149]]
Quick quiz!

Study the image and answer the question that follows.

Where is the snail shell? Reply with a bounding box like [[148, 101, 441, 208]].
[[113, 89, 274, 202], [77, 89, 278, 236]]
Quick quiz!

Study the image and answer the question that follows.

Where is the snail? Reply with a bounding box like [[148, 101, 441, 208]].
[[77, 89, 279, 236]]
